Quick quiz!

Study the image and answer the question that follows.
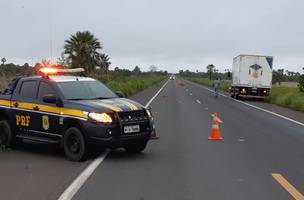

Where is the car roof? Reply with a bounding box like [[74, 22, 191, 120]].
[[48, 76, 96, 82], [20, 75, 96, 82]]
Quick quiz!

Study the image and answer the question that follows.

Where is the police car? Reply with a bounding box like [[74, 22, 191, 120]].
[[0, 68, 155, 161]]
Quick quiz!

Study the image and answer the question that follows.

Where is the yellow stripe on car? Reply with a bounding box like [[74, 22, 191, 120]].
[[96, 102, 122, 112], [0, 99, 11, 107], [2, 100, 88, 119], [60, 107, 88, 119], [13, 101, 35, 109], [117, 99, 138, 110], [37, 104, 88, 119]]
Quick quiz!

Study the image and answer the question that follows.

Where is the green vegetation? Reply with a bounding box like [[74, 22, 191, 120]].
[[0, 30, 167, 95], [186, 77, 304, 112], [299, 74, 304, 92], [105, 74, 166, 97], [0, 63, 167, 97], [269, 86, 304, 111], [0, 145, 10, 152], [272, 69, 302, 85], [186, 77, 231, 92], [63, 31, 110, 73]]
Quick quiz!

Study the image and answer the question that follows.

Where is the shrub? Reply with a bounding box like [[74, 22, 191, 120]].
[[104, 75, 166, 97], [298, 74, 304, 92]]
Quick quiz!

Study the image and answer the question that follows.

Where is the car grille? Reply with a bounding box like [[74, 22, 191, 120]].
[[118, 110, 148, 123]]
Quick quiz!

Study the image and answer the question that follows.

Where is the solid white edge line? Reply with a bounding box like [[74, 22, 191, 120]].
[[145, 79, 169, 108], [58, 150, 109, 200], [184, 79, 304, 127], [58, 79, 169, 200]]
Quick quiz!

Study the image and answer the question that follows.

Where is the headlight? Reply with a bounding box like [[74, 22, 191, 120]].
[[88, 112, 112, 123]]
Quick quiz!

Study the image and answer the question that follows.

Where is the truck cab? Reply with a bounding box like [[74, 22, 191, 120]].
[[0, 70, 155, 161]]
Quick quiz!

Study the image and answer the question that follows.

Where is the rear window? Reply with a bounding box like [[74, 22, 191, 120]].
[[19, 81, 37, 99]]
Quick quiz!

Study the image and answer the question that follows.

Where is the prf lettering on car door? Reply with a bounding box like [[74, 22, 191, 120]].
[[16, 115, 30, 127]]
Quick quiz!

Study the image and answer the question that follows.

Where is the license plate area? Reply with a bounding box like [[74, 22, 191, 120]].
[[124, 125, 140, 134]]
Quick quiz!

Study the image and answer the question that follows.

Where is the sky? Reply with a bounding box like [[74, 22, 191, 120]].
[[0, 0, 304, 73]]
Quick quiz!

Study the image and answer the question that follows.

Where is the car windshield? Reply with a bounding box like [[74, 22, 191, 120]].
[[57, 81, 117, 100]]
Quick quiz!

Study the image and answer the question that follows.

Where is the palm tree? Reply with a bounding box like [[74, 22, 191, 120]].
[[64, 31, 102, 73], [99, 53, 111, 71], [1, 57, 6, 65], [206, 64, 215, 80]]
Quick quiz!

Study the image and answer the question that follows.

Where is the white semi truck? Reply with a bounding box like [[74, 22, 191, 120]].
[[230, 54, 273, 99]]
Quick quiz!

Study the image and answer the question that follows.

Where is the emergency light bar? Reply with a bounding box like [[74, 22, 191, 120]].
[[39, 67, 85, 76]]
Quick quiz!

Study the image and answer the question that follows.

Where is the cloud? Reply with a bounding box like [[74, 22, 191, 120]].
[[0, 0, 303, 72]]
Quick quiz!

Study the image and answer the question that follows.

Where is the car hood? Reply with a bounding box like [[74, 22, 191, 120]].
[[67, 98, 145, 113]]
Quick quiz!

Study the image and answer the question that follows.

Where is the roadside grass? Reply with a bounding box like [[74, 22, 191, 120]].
[[274, 82, 298, 87], [186, 77, 231, 92], [105, 74, 166, 97], [0, 75, 8, 91], [185, 77, 304, 112], [269, 86, 304, 112], [0, 73, 166, 97], [0, 145, 10, 152]]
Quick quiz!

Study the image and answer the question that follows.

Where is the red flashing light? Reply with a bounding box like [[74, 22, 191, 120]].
[[39, 67, 58, 75]]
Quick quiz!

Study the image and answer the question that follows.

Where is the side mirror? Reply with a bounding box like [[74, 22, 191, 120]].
[[43, 94, 57, 104], [115, 91, 125, 98]]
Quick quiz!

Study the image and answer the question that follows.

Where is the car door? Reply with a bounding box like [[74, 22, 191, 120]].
[[11, 80, 38, 135], [32, 80, 61, 138]]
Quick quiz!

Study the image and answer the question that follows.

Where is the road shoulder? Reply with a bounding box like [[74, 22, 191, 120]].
[[183, 79, 304, 125]]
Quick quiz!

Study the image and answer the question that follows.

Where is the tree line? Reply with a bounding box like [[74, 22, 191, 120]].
[[179, 67, 304, 92], [1, 30, 168, 80]]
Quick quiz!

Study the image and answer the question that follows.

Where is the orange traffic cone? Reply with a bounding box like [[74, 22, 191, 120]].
[[208, 112, 223, 140]]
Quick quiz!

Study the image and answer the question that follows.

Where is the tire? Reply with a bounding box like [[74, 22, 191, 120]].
[[0, 120, 14, 148], [124, 141, 148, 154], [63, 127, 89, 161]]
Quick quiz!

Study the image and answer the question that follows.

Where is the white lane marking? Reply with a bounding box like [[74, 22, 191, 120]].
[[196, 100, 201, 104], [58, 79, 169, 200], [184, 80, 304, 127], [58, 150, 109, 200], [145, 79, 169, 108]]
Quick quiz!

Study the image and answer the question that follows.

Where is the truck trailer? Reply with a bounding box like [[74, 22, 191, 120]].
[[230, 54, 273, 99]]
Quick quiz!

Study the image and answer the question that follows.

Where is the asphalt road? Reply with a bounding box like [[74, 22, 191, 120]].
[[72, 79, 304, 200], [1, 79, 304, 200]]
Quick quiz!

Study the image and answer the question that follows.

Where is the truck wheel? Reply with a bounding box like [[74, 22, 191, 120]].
[[63, 127, 89, 161], [124, 141, 148, 153], [0, 120, 14, 148]]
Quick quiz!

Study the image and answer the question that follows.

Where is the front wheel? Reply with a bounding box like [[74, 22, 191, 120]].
[[63, 127, 89, 161], [0, 120, 14, 148], [124, 141, 148, 153]]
